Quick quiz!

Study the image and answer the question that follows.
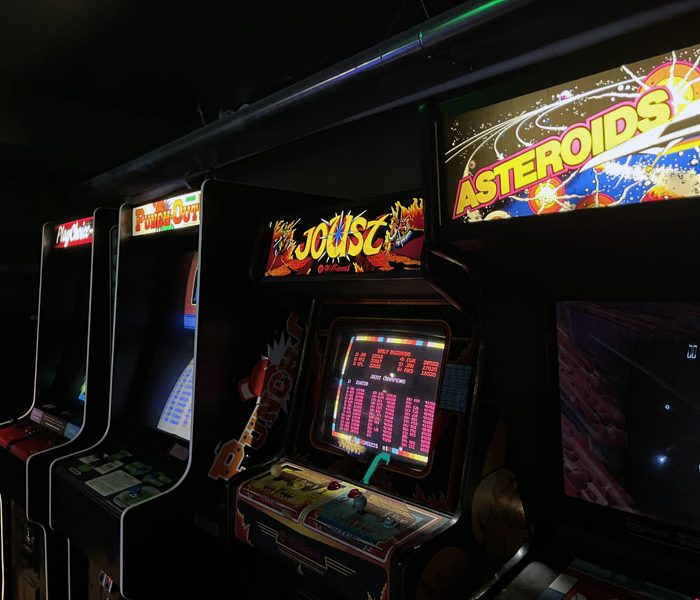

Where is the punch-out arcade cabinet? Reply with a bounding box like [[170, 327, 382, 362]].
[[228, 194, 488, 600], [0, 209, 116, 600], [52, 192, 200, 598], [431, 39, 700, 598]]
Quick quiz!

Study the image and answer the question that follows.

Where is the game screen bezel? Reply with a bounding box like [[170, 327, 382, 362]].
[[35, 236, 92, 416], [129, 246, 197, 443], [148, 252, 197, 442], [313, 318, 449, 476], [555, 300, 700, 537]]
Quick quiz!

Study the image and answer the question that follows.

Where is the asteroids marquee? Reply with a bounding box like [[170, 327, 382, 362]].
[[441, 43, 700, 222]]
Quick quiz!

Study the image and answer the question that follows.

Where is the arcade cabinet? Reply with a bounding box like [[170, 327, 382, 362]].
[[0, 209, 116, 600], [52, 182, 323, 598], [431, 39, 700, 598], [52, 192, 200, 599], [225, 192, 495, 600]]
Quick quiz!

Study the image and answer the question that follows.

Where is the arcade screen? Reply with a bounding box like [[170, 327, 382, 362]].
[[35, 238, 91, 414], [557, 301, 700, 532], [316, 324, 447, 470], [78, 378, 86, 402], [156, 359, 194, 441], [66, 367, 86, 406], [135, 250, 197, 443]]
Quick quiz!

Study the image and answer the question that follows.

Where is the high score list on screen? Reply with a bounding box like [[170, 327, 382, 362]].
[[331, 334, 445, 464]]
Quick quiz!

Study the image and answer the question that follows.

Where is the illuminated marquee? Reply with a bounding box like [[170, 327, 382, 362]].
[[132, 191, 201, 236], [442, 43, 700, 222], [54, 217, 94, 249], [265, 198, 424, 277]]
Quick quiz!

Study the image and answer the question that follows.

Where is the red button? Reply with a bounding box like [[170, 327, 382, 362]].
[[348, 488, 361, 498], [327, 480, 341, 491]]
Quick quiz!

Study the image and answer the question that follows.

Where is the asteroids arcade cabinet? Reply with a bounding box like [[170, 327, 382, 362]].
[[433, 39, 700, 598], [52, 192, 200, 598], [229, 193, 481, 600], [0, 209, 116, 600]]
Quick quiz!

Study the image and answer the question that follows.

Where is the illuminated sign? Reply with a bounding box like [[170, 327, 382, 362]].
[[442, 42, 700, 223], [264, 197, 424, 277], [132, 191, 200, 236], [54, 217, 94, 249]]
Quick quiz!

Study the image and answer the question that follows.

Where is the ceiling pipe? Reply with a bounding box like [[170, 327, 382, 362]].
[[337, 0, 700, 130], [73, 0, 533, 198], [75, 0, 700, 200]]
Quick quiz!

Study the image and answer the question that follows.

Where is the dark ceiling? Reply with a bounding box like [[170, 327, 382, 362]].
[[0, 0, 466, 184]]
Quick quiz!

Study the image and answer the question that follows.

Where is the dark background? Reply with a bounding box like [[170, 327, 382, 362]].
[[0, 0, 692, 413], [0, 0, 467, 410], [1, 0, 468, 261]]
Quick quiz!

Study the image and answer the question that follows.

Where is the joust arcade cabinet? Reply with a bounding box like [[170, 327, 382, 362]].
[[224, 191, 511, 600]]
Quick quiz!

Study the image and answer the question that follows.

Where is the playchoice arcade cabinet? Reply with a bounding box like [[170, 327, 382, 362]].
[[52, 192, 200, 599], [0, 209, 116, 600], [231, 194, 482, 600]]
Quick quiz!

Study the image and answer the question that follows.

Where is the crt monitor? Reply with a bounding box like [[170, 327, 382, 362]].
[[36, 239, 91, 411], [66, 367, 86, 407], [315, 322, 448, 472], [557, 301, 700, 533], [156, 358, 194, 441], [152, 252, 198, 442]]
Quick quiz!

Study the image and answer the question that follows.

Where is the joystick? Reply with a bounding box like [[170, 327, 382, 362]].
[[271, 464, 283, 478], [352, 492, 367, 513]]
